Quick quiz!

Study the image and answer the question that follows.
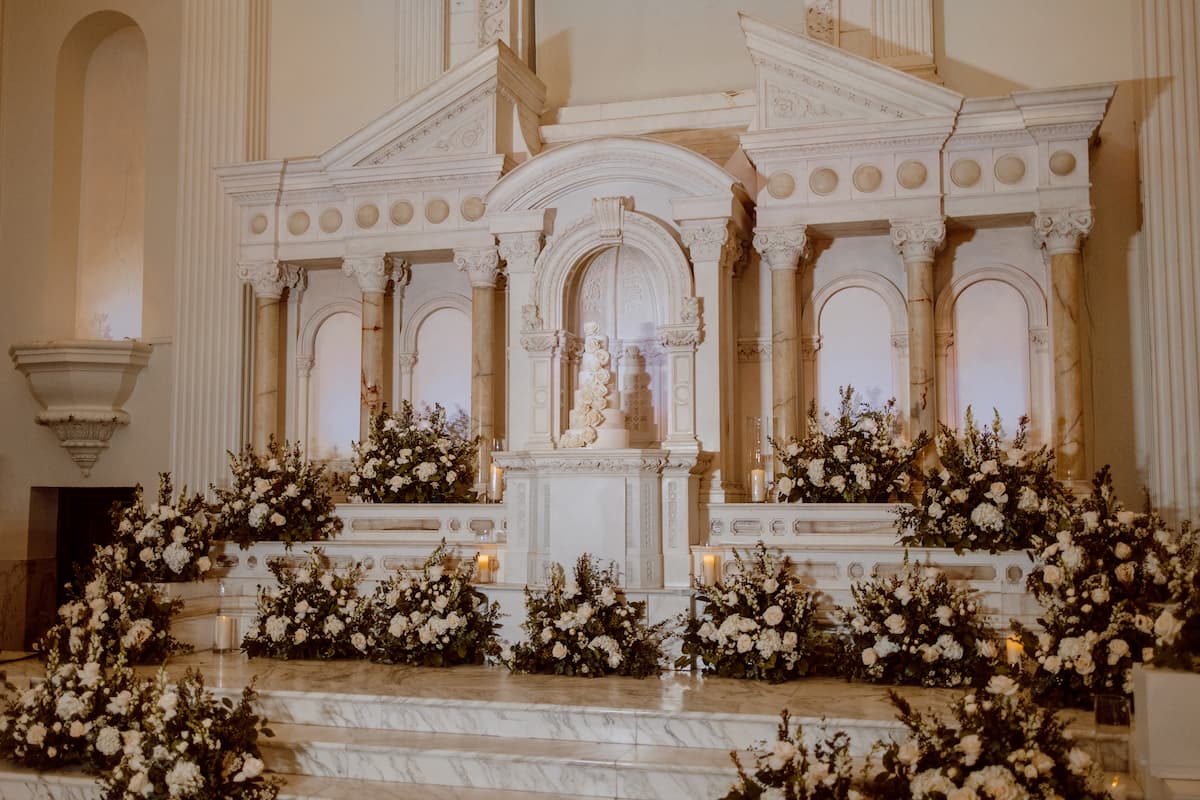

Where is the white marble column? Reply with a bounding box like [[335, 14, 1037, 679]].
[[237, 260, 288, 453], [891, 217, 946, 445], [752, 225, 809, 446], [456, 246, 502, 482], [295, 355, 314, 454], [1034, 208, 1093, 486], [342, 255, 390, 439], [498, 228, 546, 448], [1137, 0, 1200, 521]]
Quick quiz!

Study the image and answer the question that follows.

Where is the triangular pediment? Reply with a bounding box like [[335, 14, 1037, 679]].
[[319, 40, 546, 174], [739, 12, 963, 131]]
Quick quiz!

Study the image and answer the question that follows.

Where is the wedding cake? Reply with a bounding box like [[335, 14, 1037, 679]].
[[559, 322, 629, 449]]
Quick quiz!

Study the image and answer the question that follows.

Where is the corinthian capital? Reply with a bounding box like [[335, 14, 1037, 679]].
[[681, 222, 731, 263], [238, 259, 287, 299], [454, 246, 502, 288], [752, 225, 810, 271], [497, 232, 543, 274], [1033, 208, 1094, 255], [342, 254, 390, 293], [890, 218, 946, 262]]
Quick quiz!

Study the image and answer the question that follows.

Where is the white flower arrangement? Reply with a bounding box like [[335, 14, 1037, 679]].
[[678, 543, 820, 682], [102, 669, 280, 800], [112, 474, 214, 583], [1017, 466, 1200, 704], [212, 437, 343, 550], [369, 541, 501, 667], [504, 555, 668, 678], [774, 387, 928, 504], [346, 402, 478, 503], [898, 409, 1071, 554], [242, 548, 374, 660], [723, 711, 858, 800], [840, 560, 998, 688]]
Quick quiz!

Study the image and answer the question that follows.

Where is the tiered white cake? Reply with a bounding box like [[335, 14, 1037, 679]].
[[560, 322, 629, 449]]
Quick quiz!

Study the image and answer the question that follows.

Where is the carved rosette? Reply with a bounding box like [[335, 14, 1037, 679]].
[[342, 254, 390, 293], [238, 259, 288, 299], [752, 225, 810, 271], [1033, 208, 1094, 255], [889, 218, 947, 262], [498, 231, 543, 273], [454, 246, 502, 288]]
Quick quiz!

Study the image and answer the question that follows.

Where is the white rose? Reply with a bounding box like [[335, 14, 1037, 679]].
[[861, 648, 879, 667], [1042, 565, 1063, 586], [986, 675, 1019, 696], [1114, 542, 1133, 560], [935, 605, 953, 626], [552, 642, 568, 659], [737, 634, 754, 653], [776, 476, 795, 495], [884, 614, 906, 635], [763, 605, 784, 627], [761, 577, 779, 594], [958, 734, 982, 766]]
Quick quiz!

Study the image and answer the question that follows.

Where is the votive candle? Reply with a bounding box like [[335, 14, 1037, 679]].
[[477, 553, 492, 584], [214, 615, 237, 653], [1005, 636, 1024, 666], [702, 554, 719, 586], [750, 468, 767, 502]]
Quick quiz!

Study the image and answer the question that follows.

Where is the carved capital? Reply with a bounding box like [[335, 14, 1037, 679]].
[[681, 222, 731, 263], [801, 335, 822, 359], [342, 254, 390, 293], [1033, 208, 1094, 255], [498, 231, 543, 273], [396, 352, 418, 369], [296, 355, 315, 377], [521, 331, 558, 353], [737, 338, 772, 362], [890, 217, 946, 262], [390, 258, 412, 298], [454, 246, 502, 288], [238, 259, 288, 299], [752, 225, 810, 271], [1029, 326, 1050, 353], [935, 331, 954, 354]]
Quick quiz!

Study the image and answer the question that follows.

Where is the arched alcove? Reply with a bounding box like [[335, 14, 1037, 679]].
[[817, 287, 895, 413], [309, 311, 361, 459], [411, 307, 471, 416]]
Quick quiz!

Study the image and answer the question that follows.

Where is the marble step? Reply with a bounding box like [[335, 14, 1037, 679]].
[[261, 721, 738, 800]]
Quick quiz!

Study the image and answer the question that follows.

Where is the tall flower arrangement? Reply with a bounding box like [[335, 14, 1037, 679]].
[[1153, 564, 1200, 672], [722, 711, 856, 800], [774, 388, 927, 504], [678, 543, 820, 682], [242, 548, 374, 660], [504, 556, 667, 678], [840, 561, 998, 688], [898, 410, 1070, 554], [101, 669, 280, 800], [211, 438, 343, 550], [112, 474, 213, 582], [369, 542, 501, 667], [1016, 466, 1199, 704], [346, 402, 478, 503]]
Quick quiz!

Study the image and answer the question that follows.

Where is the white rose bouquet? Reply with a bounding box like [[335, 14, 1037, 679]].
[[212, 437, 343, 550], [346, 402, 478, 503], [898, 409, 1071, 554], [722, 711, 857, 800], [840, 560, 998, 688], [1153, 563, 1200, 673], [504, 555, 668, 678], [774, 387, 928, 504], [678, 543, 820, 682], [242, 548, 374, 660], [102, 668, 280, 800], [1016, 466, 1200, 705], [112, 474, 213, 583], [369, 541, 501, 667]]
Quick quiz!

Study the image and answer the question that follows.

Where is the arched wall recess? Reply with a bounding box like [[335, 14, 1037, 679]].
[[397, 294, 473, 411], [297, 300, 361, 458]]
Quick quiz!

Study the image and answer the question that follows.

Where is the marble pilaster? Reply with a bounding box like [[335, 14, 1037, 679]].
[[891, 217, 946, 446], [1034, 208, 1093, 486], [238, 259, 288, 453], [498, 229, 546, 449], [752, 225, 810, 446], [342, 254, 391, 439], [455, 246, 503, 484]]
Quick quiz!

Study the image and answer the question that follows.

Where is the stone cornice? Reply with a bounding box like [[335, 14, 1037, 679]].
[[1033, 208, 1094, 255], [890, 217, 946, 262], [752, 225, 810, 271]]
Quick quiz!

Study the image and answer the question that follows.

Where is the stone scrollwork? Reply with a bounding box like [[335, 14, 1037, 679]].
[[520, 303, 543, 333], [238, 259, 288, 299], [498, 231, 543, 272], [889, 217, 947, 262], [592, 196, 631, 242], [752, 225, 810, 270], [1032, 207, 1094, 255], [659, 325, 702, 348], [454, 246, 502, 288], [342, 254, 391, 293]]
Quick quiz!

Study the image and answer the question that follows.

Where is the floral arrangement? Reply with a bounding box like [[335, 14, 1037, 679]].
[[242, 548, 374, 660], [1015, 466, 1200, 704], [346, 402, 478, 503], [840, 560, 998, 688], [38, 542, 187, 666], [897, 409, 1070, 554], [503, 555, 667, 678], [102, 669, 280, 800], [211, 437, 343, 550], [773, 387, 927, 504], [0, 635, 144, 772], [868, 675, 1107, 799], [678, 543, 819, 682], [722, 710, 857, 800], [112, 474, 213, 582], [369, 542, 501, 667], [1152, 567, 1200, 672]]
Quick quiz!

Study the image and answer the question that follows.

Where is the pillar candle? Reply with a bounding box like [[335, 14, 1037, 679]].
[[214, 615, 237, 652], [702, 554, 719, 586], [490, 464, 504, 503], [750, 468, 767, 502], [1006, 636, 1024, 666], [477, 553, 492, 584]]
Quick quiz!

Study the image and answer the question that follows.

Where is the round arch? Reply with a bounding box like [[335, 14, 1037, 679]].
[[399, 293, 472, 355], [808, 271, 908, 335], [934, 264, 1048, 332], [298, 299, 361, 361]]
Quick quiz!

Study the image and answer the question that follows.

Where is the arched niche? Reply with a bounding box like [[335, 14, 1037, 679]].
[[934, 265, 1050, 445], [53, 12, 148, 340], [399, 295, 472, 416], [308, 311, 361, 460]]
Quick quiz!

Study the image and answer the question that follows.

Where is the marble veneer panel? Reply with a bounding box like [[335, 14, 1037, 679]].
[[0, 558, 56, 650]]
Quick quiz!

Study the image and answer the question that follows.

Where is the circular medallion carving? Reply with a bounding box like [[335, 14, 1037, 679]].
[[808, 167, 839, 196], [425, 198, 450, 224], [1049, 150, 1077, 176], [249, 214, 269, 235], [1006, 565, 1024, 583], [355, 203, 380, 229], [286, 210, 310, 236], [852, 164, 883, 193], [766, 171, 796, 199], [949, 158, 982, 188], [848, 562, 865, 579], [362, 557, 375, 570], [390, 200, 415, 226], [246, 555, 258, 569], [319, 208, 343, 233], [994, 154, 1027, 185], [461, 195, 486, 222], [896, 159, 928, 190]]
